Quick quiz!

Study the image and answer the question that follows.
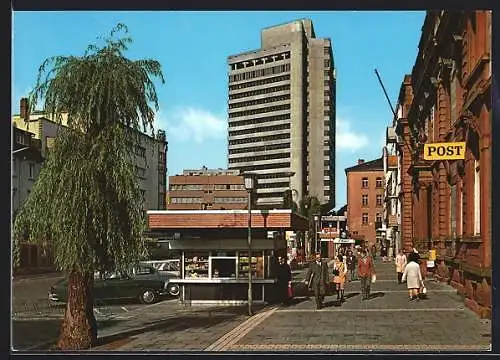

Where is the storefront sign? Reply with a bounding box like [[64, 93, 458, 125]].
[[423, 142, 466, 160]]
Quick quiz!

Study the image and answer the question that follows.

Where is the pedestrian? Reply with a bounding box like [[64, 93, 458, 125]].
[[304, 252, 329, 309], [371, 244, 377, 260], [346, 250, 356, 281], [401, 252, 423, 301], [358, 248, 376, 300], [395, 250, 407, 284], [381, 244, 388, 262], [276, 255, 292, 305], [333, 254, 347, 302]]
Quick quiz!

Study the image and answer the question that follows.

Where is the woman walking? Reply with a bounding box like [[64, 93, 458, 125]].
[[333, 254, 347, 302], [395, 250, 407, 284], [401, 252, 423, 301]]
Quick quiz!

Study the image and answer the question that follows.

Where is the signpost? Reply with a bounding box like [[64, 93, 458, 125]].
[[423, 142, 466, 161]]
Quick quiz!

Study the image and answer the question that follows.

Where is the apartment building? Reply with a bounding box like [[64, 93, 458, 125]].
[[345, 158, 385, 247], [227, 19, 336, 209], [382, 123, 401, 256], [167, 167, 247, 210], [12, 98, 168, 211], [395, 11, 492, 318], [12, 126, 48, 269]]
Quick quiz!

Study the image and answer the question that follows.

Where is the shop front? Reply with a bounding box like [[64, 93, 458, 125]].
[[147, 209, 308, 305]]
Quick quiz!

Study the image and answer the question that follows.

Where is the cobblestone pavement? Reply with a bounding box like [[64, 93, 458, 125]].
[[223, 260, 491, 352], [14, 260, 492, 352]]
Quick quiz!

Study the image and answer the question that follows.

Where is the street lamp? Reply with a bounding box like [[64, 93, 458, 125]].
[[243, 171, 257, 316], [313, 214, 320, 254]]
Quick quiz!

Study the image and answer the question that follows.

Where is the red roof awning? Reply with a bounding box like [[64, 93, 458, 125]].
[[147, 210, 308, 231]]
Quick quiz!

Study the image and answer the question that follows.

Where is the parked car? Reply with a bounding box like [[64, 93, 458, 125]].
[[49, 264, 175, 305], [141, 260, 180, 296]]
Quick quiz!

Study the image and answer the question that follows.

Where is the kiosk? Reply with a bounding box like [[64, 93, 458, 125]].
[[147, 209, 308, 305]]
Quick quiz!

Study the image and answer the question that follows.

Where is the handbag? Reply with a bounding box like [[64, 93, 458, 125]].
[[287, 283, 294, 298], [371, 274, 377, 283], [421, 280, 427, 294]]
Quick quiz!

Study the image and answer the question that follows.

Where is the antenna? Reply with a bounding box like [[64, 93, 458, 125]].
[[374, 69, 397, 122]]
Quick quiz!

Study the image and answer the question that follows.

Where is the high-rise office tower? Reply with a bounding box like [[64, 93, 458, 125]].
[[227, 19, 336, 209]]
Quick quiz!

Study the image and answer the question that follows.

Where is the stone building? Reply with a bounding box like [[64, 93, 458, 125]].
[[395, 10, 491, 318], [12, 98, 168, 211], [227, 19, 336, 209], [345, 158, 385, 248]]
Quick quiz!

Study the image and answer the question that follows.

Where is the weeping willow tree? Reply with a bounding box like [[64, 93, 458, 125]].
[[12, 24, 164, 350]]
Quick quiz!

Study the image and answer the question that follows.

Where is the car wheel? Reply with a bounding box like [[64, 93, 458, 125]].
[[139, 288, 157, 304], [167, 283, 180, 297]]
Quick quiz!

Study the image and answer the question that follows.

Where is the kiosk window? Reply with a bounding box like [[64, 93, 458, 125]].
[[211, 258, 237, 278]]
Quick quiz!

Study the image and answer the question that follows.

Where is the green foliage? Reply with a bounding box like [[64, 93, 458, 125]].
[[13, 23, 164, 275], [299, 195, 322, 239]]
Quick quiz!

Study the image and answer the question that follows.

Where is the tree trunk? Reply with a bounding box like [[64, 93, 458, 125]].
[[57, 268, 97, 350]]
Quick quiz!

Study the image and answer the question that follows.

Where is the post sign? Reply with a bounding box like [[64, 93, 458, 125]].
[[423, 142, 466, 161]]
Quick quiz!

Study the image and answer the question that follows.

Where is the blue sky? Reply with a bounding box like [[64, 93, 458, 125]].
[[12, 11, 425, 208]]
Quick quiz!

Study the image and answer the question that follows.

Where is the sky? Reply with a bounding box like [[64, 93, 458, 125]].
[[12, 11, 426, 208]]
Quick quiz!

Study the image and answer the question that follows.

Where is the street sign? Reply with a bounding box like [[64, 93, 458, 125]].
[[423, 142, 466, 160]]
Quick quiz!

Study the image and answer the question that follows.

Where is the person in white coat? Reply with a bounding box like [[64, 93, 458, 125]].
[[401, 252, 423, 301]]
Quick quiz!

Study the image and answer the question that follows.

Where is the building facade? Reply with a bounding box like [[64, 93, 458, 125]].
[[12, 98, 168, 211], [345, 158, 385, 247], [12, 126, 48, 269], [167, 167, 247, 210], [395, 10, 492, 318], [227, 19, 336, 209]]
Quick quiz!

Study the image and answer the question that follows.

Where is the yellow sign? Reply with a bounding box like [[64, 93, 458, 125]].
[[423, 142, 466, 160]]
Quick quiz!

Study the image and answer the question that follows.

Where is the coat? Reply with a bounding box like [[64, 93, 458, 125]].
[[395, 254, 407, 273], [276, 263, 292, 287], [401, 261, 422, 289], [357, 255, 375, 278], [346, 255, 356, 270], [333, 260, 347, 284], [305, 261, 329, 296]]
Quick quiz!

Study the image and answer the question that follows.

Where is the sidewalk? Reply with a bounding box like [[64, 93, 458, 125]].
[[17, 300, 269, 351]]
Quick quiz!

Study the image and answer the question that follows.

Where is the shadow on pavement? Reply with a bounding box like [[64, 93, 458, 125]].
[[368, 292, 385, 299], [94, 312, 246, 349], [12, 318, 121, 351]]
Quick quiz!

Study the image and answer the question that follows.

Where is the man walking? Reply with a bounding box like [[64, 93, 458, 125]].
[[346, 250, 356, 281], [276, 255, 292, 305], [358, 249, 376, 300], [371, 244, 377, 260], [304, 253, 329, 309]]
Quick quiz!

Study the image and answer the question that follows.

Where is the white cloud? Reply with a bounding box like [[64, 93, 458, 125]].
[[154, 107, 227, 144], [336, 117, 369, 152]]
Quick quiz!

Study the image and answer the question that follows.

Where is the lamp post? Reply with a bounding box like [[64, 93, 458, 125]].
[[313, 214, 320, 254], [243, 172, 257, 316]]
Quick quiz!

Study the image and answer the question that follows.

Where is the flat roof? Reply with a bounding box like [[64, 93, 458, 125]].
[[147, 209, 308, 231]]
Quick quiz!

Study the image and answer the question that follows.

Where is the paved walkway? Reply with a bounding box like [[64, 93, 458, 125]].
[[88, 259, 491, 352]]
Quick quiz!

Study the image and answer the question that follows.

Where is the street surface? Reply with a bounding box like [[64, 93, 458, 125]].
[[12, 263, 491, 352]]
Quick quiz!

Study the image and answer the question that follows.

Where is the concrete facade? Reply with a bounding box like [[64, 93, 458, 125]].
[[345, 159, 385, 247], [227, 19, 336, 209], [12, 98, 168, 211], [167, 167, 247, 210], [395, 11, 492, 318]]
